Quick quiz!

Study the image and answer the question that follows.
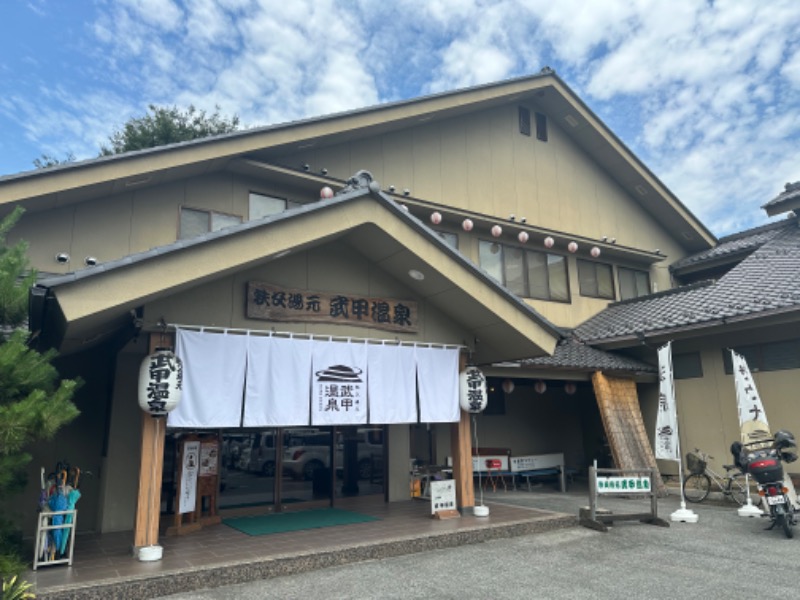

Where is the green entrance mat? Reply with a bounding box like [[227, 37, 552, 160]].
[[223, 508, 379, 536]]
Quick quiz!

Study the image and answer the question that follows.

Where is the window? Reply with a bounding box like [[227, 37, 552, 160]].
[[179, 207, 242, 240], [249, 192, 287, 220], [577, 259, 614, 299], [436, 231, 458, 249], [673, 352, 703, 379], [723, 340, 800, 374], [518, 106, 531, 136], [535, 112, 548, 142], [619, 267, 651, 300], [478, 240, 569, 302]]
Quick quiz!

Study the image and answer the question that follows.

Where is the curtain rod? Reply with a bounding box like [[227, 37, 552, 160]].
[[167, 323, 467, 351]]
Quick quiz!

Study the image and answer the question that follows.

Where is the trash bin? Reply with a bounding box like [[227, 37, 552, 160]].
[[312, 467, 331, 498]]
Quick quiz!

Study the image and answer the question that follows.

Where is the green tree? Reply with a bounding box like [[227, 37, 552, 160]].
[[33, 152, 76, 169], [0, 207, 80, 579], [100, 104, 240, 155]]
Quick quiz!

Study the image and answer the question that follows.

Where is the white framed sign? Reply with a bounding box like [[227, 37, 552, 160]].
[[429, 479, 457, 515], [596, 476, 651, 494]]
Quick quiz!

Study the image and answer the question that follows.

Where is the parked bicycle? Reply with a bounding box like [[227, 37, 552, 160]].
[[683, 448, 749, 505]]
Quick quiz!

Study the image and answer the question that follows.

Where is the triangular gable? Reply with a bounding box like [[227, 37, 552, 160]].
[[31, 187, 561, 364], [1, 71, 714, 252]]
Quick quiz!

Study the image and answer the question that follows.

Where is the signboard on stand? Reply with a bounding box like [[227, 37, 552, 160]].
[[429, 479, 459, 519]]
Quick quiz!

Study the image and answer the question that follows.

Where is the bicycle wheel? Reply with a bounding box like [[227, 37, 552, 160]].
[[727, 474, 748, 506], [683, 473, 711, 502]]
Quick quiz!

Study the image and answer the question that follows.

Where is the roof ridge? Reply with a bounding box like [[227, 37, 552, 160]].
[[717, 214, 796, 243], [609, 279, 714, 308]]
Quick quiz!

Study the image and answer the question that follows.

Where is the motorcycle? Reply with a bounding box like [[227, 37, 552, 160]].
[[734, 430, 798, 539]]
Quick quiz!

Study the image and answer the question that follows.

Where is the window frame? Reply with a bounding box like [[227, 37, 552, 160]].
[[618, 266, 652, 300], [249, 191, 288, 221], [577, 259, 615, 300], [178, 205, 243, 240], [478, 239, 571, 303]]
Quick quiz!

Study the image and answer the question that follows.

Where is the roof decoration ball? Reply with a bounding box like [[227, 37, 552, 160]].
[[320, 186, 334, 199], [568, 241, 579, 253], [462, 218, 474, 232], [491, 225, 503, 238], [400, 204, 409, 211], [543, 236, 554, 249], [534, 380, 547, 394], [430, 211, 442, 225], [590, 246, 601, 258], [517, 231, 529, 244]]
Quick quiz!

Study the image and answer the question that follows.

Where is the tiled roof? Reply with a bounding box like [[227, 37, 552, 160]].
[[670, 217, 792, 271], [575, 219, 800, 343], [762, 181, 800, 209], [518, 336, 656, 373]]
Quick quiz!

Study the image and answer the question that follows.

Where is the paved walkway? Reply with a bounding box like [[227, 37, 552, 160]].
[[160, 487, 798, 600], [29, 489, 576, 599]]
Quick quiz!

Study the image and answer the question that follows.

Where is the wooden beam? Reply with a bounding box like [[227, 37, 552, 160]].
[[133, 333, 173, 550], [451, 353, 475, 509]]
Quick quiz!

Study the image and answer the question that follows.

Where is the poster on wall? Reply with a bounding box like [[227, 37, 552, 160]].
[[199, 440, 218, 477], [179, 440, 200, 514]]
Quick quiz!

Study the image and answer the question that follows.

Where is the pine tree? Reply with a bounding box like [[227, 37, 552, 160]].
[[0, 207, 80, 578]]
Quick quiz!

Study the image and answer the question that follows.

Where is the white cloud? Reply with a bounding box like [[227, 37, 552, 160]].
[[5, 0, 800, 236]]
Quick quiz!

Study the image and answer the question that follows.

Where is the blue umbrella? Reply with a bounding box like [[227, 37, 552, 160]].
[[48, 472, 68, 556], [58, 468, 81, 555]]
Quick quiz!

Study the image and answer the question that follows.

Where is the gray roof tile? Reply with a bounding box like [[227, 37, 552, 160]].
[[670, 217, 792, 271], [762, 181, 800, 209], [576, 219, 800, 343], [519, 336, 656, 373]]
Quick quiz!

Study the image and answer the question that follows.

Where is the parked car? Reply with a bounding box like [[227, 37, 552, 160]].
[[282, 428, 384, 481]]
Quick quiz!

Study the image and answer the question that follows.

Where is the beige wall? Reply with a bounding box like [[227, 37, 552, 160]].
[[279, 103, 687, 263], [142, 239, 467, 345]]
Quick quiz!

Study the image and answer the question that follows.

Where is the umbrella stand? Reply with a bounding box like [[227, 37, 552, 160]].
[[33, 462, 81, 570]]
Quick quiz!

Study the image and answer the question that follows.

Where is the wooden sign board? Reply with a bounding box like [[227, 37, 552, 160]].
[[247, 282, 418, 333]]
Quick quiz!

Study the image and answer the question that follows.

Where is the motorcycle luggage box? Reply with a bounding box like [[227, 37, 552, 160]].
[[747, 457, 784, 484]]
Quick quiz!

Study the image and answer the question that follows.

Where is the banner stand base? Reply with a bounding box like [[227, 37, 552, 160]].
[[738, 500, 763, 518]]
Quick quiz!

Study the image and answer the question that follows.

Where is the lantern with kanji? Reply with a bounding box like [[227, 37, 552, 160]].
[[138, 348, 183, 417], [459, 366, 488, 413]]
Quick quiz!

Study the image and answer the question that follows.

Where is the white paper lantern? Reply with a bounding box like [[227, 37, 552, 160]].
[[138, 348, 183, 417], [430, 211, 442, 225], [502, 379, 515, 394], [544, 236, 554, 248], [491, 225, 503, 238], [568, 241, 578, 253], [320, 186, 334, 199], [534, 380, 547, 394], [590, 246, 601, 258], [564, 382, 577, 395], [459, 366, 488, 413], [517, 231, 529, 244], [462, 218, 474, 232]]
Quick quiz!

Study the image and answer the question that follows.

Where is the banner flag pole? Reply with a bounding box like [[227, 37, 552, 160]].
[[656, 342, 697, 523]]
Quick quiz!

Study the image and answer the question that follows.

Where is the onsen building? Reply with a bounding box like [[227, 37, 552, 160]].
[[7, 69, 795, 551]]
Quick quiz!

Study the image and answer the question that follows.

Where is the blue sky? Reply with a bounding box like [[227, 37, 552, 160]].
[[1, 0, 799, 237]]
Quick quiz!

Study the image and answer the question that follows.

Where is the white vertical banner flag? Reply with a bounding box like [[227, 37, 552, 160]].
[[243, 336, 313, 427], [732, 350, 771, 444], [655, 342, 680, 461], [311, 339, 368, 426], [169, 329, 247, 428], [416, 346, 460, 423], [367, 343, 418, 424]]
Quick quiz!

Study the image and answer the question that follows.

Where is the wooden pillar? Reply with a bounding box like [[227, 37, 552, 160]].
[[133, 334, 172, 550], [451, 353, 475, 509]]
